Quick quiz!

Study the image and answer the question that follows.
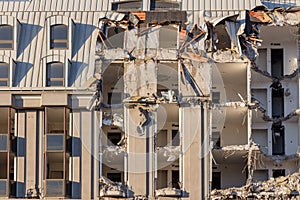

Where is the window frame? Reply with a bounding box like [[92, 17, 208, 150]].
[[111, 0, 142, 11], [150, 0, 181, 10], [44, 107, 70, 197], [0, 24, 13, 50], [50, 24, 69, 50], [46, 62, 65, 87], [0, 56, 15, 87], [0, 62, 10, 87], [272, 125, 285, 155], [46, 15, 74, 52]]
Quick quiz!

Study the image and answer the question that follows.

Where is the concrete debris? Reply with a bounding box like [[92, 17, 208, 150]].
[[249, 10, 272, 23], [137, 107, 152, 136], [26, 188, 41, 198], [239, 6, 300, 62], [99, 176, 127, 197], [103, 145, 125, 154], [113, 113, 124, 129], [102, 117, 112, 126], [180, 51, 208, 62], [155, 188, 181, 197], [180, 24, 206, 50], [102, 146, 126, 163], [213, 49, 245, 62], [160, 90, 176, 103], [216, 144, 260, 151], [156, 146, 180, 162], [124, 96, 162, 105], [102, 113, 124, 130], [246, 141, 256, 185], [260, 109, 300, 124], [211, 172, 300, 200], [134, 195, 147, 200]]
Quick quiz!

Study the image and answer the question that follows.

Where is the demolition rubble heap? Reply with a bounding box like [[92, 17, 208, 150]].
[[211, 173, 300, 199]]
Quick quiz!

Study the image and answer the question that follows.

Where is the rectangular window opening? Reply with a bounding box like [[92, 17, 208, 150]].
[[172, 170, 180, 189], [46, 62, 64, 87], [253, 170, 268, 182], [0, 25, 13, 50], [0, 63, 9, 87], [107, 173, 122, 182], [171, 130, 179, 146], [50, 24, 68, 49], [0, 152, 7, 179], [273, 169, 285, 178], [212, 172, 221, 190], [271, 49, 283, 78], [272, 125, 285, 155], [272, 88, 284, 118], [46, 152, 64, 179]]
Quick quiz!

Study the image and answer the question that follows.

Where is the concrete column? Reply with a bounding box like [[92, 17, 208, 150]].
[[81, 111, 93, 199], [93, 110, 99, 199], [126, 108, 155, 197], [181, 105, 204, 199], [38, 110, 44, 195], [26, 111, 37, 195]]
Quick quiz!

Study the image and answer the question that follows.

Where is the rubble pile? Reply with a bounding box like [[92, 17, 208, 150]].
[[155, 187, 181, 197], [211, 173, 300, 199], [99, 176, 127, 197]]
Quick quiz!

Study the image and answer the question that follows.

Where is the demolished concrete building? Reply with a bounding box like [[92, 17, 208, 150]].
[[0, 0, 299, 199], [211, 3, 300, 198]]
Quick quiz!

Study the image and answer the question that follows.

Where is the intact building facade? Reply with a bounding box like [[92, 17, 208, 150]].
[[0, 0, 299, 199]]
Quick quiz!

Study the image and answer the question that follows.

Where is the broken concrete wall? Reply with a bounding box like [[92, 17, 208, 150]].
[[124, 60, 156, 97], [181, 105, 209, 199], [180, 61, 211, 98], [97, 10, 210, 199]]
